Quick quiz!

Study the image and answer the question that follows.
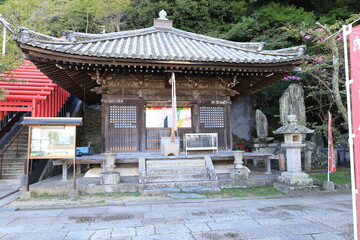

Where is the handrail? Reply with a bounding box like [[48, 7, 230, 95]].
[[0, 112, 24, 136], [0, 125, 26, 180], [0, 112, 27, 147]]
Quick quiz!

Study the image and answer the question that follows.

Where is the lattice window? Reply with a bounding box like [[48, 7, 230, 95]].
[[109, 105, 137, 128], [199, 106, 224, 128]]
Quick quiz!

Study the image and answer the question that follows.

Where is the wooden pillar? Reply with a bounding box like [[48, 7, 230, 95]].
[[225, 103, 232, 150], [192, 103, 200, 133], [101, 101, 108, 153], [138, 102, 146, 152]]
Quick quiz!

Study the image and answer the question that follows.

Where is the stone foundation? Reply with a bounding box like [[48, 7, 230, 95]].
[[100, 172, 120, 185], [277, 172, 313, 186], [273, 182, 320, 196], [230, 167, 250, 181], [274, 171, 319, 195]]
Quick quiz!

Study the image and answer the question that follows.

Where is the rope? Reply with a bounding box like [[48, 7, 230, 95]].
[[321, 17, 360, 42]]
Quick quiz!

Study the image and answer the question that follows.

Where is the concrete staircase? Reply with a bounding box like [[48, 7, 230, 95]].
[[140, 157, 220, 194], [0, 127, 28, 180]]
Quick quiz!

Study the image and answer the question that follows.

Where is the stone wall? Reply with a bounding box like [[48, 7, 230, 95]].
[[77, 104, 102, 153], [231, 96, 256, 140]]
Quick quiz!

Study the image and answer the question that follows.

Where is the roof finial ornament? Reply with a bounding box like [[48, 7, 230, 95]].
[[158, 9, 168, 20], [0, 14, 14, 34]]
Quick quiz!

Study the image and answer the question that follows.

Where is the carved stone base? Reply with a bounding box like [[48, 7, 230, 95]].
[[230, 167, 250, 181], [102, 153, 117, 172], [101, 172, 120, 185], [322, 181, 335, 191], [277, 172, 313, 186], [274, 171, 319, 195], [273, 182, 319, 196], [163, 143, 180, 156]]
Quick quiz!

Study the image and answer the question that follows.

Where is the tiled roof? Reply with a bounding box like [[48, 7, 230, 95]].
[[15, 19, 304, 64]]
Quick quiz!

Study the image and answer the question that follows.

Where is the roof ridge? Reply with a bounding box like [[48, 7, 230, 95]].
[[165, 28, 304, 57], [18, 26, 304, 57], [71, 27, 304, 57], [71, 27, 157, 41], [71, 26, 267, 53], [16, 25, 304, 64]]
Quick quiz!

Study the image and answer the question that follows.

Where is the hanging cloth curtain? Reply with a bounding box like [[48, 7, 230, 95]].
[[169, 72, 177, 142]]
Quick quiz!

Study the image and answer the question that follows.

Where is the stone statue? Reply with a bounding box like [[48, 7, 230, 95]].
[[279, 84, 306, 126], [255, 109, 268, 139]]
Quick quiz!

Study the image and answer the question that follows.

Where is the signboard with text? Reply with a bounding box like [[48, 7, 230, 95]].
[[29, 125, 76, 159]]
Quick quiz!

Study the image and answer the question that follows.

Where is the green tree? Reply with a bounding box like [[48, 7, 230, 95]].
[[88, 0, 131, 32], [283, 14, 360, 130], [224, 3, 315, 49]]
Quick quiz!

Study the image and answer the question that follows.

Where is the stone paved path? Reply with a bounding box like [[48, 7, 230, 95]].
[[0, 193, 354, 240]]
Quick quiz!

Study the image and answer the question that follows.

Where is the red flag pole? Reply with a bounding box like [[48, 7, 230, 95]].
[[328, 112, 336, 182]]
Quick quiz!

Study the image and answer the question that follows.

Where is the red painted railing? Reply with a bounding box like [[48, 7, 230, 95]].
[[0, 60, 70, 119]]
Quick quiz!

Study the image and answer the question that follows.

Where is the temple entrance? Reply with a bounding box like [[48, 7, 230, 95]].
[[145, 106, 192, 150], [103, 103, 229, 152]]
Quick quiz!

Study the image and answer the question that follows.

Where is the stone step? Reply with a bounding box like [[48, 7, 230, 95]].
[[1, 153, 28, 159], [146, 173, 210, 183], [2, 157, 27, 162], [147, 166, 208, 175], [0, 147, 27, 153], [1, 155, 27, 161], [143, 180, 219, 189], [2, 151, 27, 156], [2, 161, 25, 166], [1, 144, 29, 150], [1, 144, 28, 150], [2, 167, 23, 174], [1, 173, 23, 179], [2, 166, 24, 172], [3, 137, 28, 143], [0, 179, 21, 185], [1, 148, 28, 153], [146, 159, 205, 168]]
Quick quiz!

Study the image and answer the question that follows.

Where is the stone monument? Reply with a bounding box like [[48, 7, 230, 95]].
[[252, 110, 277, 167], [255, 109, 268, 139], [273, 115, 319, 195], [279, 84, 306, 126]]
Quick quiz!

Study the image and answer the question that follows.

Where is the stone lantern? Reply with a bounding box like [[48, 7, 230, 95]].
[[272, 115, 318, 194]]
